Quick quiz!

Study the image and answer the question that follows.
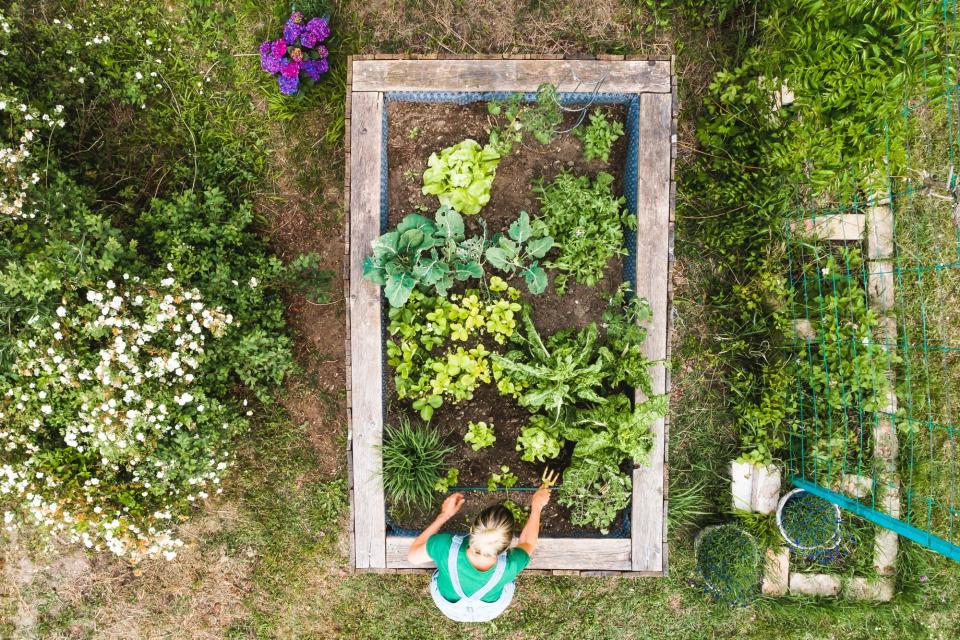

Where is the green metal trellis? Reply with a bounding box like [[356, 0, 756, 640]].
[[785, 0, 960, 564]]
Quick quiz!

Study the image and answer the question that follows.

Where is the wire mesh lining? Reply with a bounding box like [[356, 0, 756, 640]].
[[386, 490, 632, 538], [776, 489, 842, 551], [785, 0, 960, 562], [694, 525, 761, 606], [377, 90, 643, 538]]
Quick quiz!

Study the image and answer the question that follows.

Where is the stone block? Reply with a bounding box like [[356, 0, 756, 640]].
[[789, 573, 841, 597], [762, 547, 790, 597]]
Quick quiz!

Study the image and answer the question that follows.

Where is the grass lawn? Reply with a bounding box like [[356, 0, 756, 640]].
[[1, 1, 959, 639]]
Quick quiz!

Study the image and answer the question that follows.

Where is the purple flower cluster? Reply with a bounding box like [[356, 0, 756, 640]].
[[259, 12, 331, 95]]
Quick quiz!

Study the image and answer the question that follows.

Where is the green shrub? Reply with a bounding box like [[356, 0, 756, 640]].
[[695, 525, 760, 605], [381, 418, 453, 512], [573, 110, 624, 163], [533, 170, 633, 294], [0, 278, 243, 560]]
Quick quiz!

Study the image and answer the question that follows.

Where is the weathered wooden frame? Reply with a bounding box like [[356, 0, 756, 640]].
[[344, 55, 676, 576]]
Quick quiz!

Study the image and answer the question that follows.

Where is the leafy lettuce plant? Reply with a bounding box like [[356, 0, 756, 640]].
[[487, 465, 518, 491], [573, 110, 625, 163], [387, 286, 522, 420], [515, 415, 563, 462], [464, 420, 496, 451], [422, 139, 500, 215], [362, 206, 484, 307], [485, 211, 554, 294], [533, 170, 633, 293]]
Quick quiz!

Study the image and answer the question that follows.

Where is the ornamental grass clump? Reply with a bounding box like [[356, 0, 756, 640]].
[[779, 490, 841, 549], [0, 278, 239, 562], [258, 11, 331, 95], [381, 417, 453, 511]]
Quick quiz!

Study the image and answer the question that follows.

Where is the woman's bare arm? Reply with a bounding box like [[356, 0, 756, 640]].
[[407, 493, 464, 564], [517, 486, 550, 556]]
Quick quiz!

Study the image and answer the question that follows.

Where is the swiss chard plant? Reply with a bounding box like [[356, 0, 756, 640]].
[[573, 110, 625, 163], [484, 211, 554, 294], [362, 206, 485, 307], [421, 138, 500, 215], [533, 170, 634, 294]]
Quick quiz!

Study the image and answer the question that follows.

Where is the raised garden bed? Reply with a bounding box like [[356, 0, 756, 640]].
[[345, 56, 675, 575]]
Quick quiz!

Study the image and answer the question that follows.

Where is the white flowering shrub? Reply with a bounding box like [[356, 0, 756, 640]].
[[0, 278, 246, 561]]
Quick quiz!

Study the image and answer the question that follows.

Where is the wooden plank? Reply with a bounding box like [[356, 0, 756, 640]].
[[385, 536, 632, 571], [866, 204, 894, 259], [349, 91, 386, 569], [351, 59, 671, 93], [632, 92, 672, 573], [790, 214, 865, 242], [867, 260, 895, 313]]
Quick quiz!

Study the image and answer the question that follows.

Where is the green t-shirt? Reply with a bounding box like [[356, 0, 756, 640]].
[[426, 533, 530, 603]]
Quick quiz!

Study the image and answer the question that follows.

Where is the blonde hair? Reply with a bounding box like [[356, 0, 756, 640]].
[[468, 504, 515, 558]]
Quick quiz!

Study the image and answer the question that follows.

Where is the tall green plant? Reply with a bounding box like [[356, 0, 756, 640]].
[[381, 417, 453, 512]]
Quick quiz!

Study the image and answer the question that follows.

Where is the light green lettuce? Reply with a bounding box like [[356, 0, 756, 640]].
[[421, 138, 500, 215]]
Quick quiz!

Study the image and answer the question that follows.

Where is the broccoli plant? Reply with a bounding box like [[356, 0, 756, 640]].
[[362, 206, 484, 307], [484, 211, 554, 294]]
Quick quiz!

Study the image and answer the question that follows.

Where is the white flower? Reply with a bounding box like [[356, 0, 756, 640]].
[[135, 71, 143, 80], [160, 277, 175, 287], [248, 277, 258, 288], [821, 267, 830, 276], [56, 306, 67, 317], [40, 405, 52, 415]]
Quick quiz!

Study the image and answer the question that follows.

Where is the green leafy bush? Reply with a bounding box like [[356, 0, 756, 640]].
[[573, 110, 624, 163], [484, 211, 554, 294], [0, 278, 242, 560], [464, 421, 496, 451], [421, 139, 500, 215], [381, 418, 453, 511], [557, 459, 632, 534], [533, 170, 633, 293], [0, 3, 324, 560], [362, 206, 485, 308]]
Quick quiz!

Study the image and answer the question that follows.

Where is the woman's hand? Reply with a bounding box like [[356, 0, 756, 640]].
[[440, 492, 465, 518], [531, 485, 551, 513]]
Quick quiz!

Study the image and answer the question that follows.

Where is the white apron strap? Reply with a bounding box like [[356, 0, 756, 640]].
[[448, 535, 508, 603]]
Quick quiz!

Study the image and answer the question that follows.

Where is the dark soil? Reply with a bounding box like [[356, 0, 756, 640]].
[[384, 100, 631, 536], [387, 487, 630, 539]]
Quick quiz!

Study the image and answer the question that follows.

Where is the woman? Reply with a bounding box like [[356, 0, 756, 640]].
[[406, 485, 551, 623]]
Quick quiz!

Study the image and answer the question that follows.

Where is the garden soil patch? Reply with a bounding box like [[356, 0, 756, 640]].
[[384, 100, 632, 536]]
